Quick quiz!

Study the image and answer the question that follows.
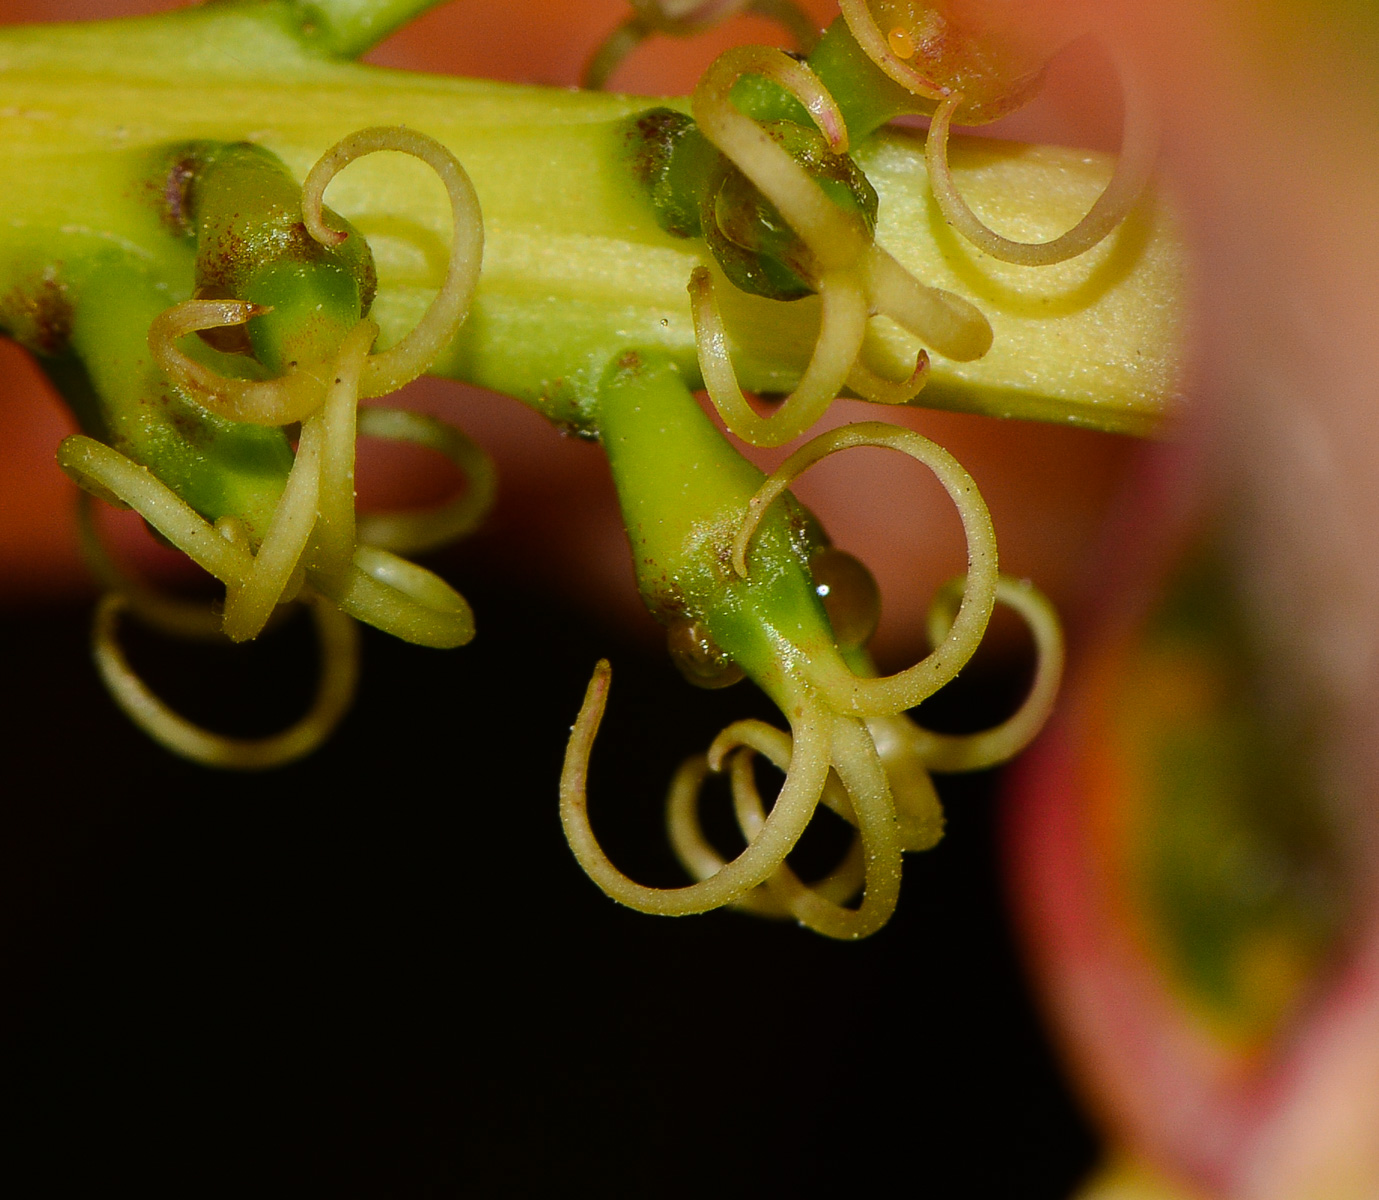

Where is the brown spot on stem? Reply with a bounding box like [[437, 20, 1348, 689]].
[[163, 154, 197, 237], [0, 268, 73, 357]]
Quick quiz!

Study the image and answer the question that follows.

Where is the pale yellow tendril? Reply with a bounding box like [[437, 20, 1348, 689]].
[[666, 729, 867, 919], [92, 591, 360, 770], [72, 471, 358, 768], [147, 299, 332, 427], [568, 677, 901, 938], [666, 718, 899, 937], [694, 46, 856, 254], [313, 544, 474, 649], [59, 437, 254, 586], [836, 0, 1157, 265], [858, 247, 992, 360], [307, 317, 382, 587], [689, 44, 990, 447], [689, 263, 868, 447], [732, 421, 998, 717], [727, 742, 869, 917], [924, 56, 1159, 266], [301, 126, 484, 399], [561, 660, 843, 919], [354, 407, 497, 556], [59, 432, 478, 651], [218, 342, 335, 640], [665, 753, 800, 919], [150, 127, 482, 426], [860, 713, 946, 850], [909, 573, 1064, 771], [564, 659, 909, 939], [57, 398, 474, 765], [75, 490, 225, 641], [846, 347, 929, 405], [716, 715, 901, 938]]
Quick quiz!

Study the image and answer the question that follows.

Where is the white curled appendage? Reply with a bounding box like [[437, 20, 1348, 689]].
[[731, 421, 999, 718], [315, 544, 475, 650], [689, 44, 992, 446], [561, 660, 836, 917], [725, 747, 867, 910], [57, 435, 253, 588], [309, 318, 380, 582], [93, 592, 360, 770], [58, 437, 362, 768], [690, 46, 868, 446], [665, 752, 796, 919], [59, 433, 313, 648], [75, 491, 225, 641], [218, 323, 374, 642], [59, 426, 474, 655], [301, 126, 484, 398], [665, 722, 868, 921], [354, 407, 497, 556], [924, 54, 1159, 266], [144, 317, 373, 640], [690, 264, 869, 447], [147, 300, 332, 426], [714, 716, 899, 939], [695, 45, 858, 262], [860, 713, 946, 851], [859, 247, 992, 361], [846, 346, 929, 405], [906, 574, 1064, 772]]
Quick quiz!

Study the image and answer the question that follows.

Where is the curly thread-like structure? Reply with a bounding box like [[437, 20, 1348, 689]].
[[61, 126, 490, 769], [689, 44, 991, 447], [150, 127, 485, 426], [92, 591, 361, 771], [661, 576, 1060, 934], [562, 421, 1064, 939], [841, 0, 1159, 266], [732, 422, 1000, 716], [923, 60, 1159, 266], [301, 126, 485, 399]]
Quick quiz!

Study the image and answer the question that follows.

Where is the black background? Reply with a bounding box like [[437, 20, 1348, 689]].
[[0, 568, 1094, 1196]]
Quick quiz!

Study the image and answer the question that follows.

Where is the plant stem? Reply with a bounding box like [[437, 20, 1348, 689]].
[[0, 2, 1184, 436], [292, 0, 448, 57]]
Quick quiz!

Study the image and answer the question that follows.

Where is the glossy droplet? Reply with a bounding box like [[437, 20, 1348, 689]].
[[811, 547, 880, 650], [667, 618, 745, 690], [887, 25, 915, 60]]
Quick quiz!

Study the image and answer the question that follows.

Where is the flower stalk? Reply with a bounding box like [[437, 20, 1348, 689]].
[[0, 0, 1177, 928], [0, 0, 1183, 435]]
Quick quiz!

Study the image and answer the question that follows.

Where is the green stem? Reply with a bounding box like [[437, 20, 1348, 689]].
[[0, 4, 1183, 436], [598, 352, 839, 704], [289, 0, 448, 58]]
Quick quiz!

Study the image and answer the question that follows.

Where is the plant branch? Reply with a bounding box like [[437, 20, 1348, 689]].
[[0, 8, 1184, 436]]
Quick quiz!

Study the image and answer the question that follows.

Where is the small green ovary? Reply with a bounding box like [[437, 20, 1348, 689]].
[[623, 107, 878, 302]]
